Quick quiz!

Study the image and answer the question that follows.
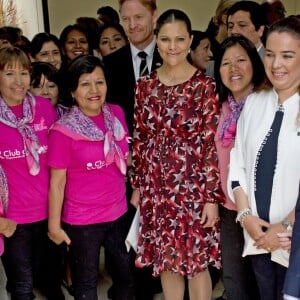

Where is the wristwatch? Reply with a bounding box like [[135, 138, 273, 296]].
[[281, 218, 293, 231]]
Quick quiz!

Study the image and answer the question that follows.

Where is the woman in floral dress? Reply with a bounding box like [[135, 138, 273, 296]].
[[131, 9, 224, 300]]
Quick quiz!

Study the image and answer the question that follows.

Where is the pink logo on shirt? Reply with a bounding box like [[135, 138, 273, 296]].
[[33, 117, 47, 131], [86, 160, 105, 170]]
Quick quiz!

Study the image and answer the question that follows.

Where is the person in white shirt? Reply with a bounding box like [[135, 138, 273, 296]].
[[228, 16, 300, 300]]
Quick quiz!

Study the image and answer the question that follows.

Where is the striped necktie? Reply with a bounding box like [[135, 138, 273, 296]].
[[138, 51, 149, 77]]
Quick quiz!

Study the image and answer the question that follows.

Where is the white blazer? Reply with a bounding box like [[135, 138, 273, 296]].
[[228, 89, 300, 267]]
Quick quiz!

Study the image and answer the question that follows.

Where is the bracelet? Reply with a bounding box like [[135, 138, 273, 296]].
[[281, 218, 293, 231], [240, 211, 251, 228], [236, 207, 252, 228]]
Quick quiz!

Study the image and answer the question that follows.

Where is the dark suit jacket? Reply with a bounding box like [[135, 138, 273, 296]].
[[103, 44, 162, 135], [283, 182, 300, 298]]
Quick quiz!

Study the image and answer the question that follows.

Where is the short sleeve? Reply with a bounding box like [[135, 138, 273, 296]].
[[48, 129, 72, 169]]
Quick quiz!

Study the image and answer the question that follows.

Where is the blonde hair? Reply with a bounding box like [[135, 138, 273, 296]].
[[119, 0, 157, 13], [214, 0, 239, 25]]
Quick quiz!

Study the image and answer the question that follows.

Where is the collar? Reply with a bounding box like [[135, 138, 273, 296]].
[[271, 88, 300, 108], [257, 43, 263, 52], [131, 38, 156, 60]]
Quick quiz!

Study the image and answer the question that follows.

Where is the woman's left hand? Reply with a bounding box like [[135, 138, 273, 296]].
[[277, 231, 292, 252], [201, 203, 219, 228], [254, 223, 282, 252]]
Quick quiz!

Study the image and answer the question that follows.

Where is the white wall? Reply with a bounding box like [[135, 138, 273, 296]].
[[48, 0, 219, 36], [15, 0, 44, 40], [24, 0, 300, 38]]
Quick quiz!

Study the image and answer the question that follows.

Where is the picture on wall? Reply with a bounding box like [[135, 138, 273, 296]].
[[0, 0, 47, 40]]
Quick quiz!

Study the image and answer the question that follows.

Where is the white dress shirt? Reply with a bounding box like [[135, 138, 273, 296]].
[[130, 39, 156, 81]]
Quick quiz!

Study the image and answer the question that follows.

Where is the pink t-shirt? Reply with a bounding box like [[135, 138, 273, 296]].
[[0, 96, 58, 224], [215, 101, 237, 211], [0, 201, 4, 255], [48, 104, 129, 225]]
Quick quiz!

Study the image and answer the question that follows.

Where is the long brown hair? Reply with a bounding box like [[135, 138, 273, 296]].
[[267, 16, 300, 126]]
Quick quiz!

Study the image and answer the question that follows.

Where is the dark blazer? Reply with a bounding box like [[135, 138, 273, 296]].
[[283, 182, 300, 298], [103, 44, 162, 134]]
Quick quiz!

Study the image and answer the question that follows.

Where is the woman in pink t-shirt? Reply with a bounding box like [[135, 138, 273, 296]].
[[0, 47, 64, 299], [214, 35, 267, 300], [48, 55, 134, 300]]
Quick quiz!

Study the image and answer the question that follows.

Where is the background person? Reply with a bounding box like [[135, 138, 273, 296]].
[[30, 32, 62, 70], [59, 24, 90, 64], [214, 34, 265, 300], [59, 24, 91, 107], [97, 6, 120, 26], [30, 62, 60, 106], [189, 30, 213, 72], [98, 22, 128, 58], [75, 17, 101, 57], [30, 61, 68, 117], [227, 1, 266, 60]]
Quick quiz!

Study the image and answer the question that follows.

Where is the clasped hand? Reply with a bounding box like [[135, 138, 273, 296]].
[[243, 215, 282, 252]]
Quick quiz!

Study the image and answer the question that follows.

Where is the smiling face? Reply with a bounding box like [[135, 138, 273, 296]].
[[63, 29, 89, 61], [72, 66, 107, 116], [0, 62, 30, 106], [120, 0, 157, 49], [219, 43, 254, 101], [264, 31, 300, 101], [99, 27, 127, 57], [190, 38, 213, 71], [34, 41, 62, 70], [156, 21, 192, 67], [30, 74, 59, 106]]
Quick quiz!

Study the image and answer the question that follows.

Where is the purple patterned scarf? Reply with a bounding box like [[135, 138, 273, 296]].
[[219, 90, 252, 147], [0, 165, 8, 255], [0, 165, 8, 215], [52, 104, 128, 175], [0, 92, 42, 175]]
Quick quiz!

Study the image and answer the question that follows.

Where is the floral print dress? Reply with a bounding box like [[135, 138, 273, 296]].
[[132, 69, 224, 278]]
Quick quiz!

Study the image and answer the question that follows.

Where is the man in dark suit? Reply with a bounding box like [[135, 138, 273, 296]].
[[104, 0, 162, 135], [103, 1, 162, 300]]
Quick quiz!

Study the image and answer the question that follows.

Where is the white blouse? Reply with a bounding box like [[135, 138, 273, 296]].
[[228, 88, 300, 266]]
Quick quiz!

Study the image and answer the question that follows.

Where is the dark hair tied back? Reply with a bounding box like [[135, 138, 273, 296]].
[[155, 9, 192, 36], [67, 55, 105, 93]]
